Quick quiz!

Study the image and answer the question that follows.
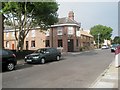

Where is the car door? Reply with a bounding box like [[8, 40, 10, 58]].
[[50, 48, 57, 60], [44, 49, 52, 61]]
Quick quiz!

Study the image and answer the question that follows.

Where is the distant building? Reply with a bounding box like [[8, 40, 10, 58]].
[[80, 30, 94, 49], [103, 39, 111, 46]]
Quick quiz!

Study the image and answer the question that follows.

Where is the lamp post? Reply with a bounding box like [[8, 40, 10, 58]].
[[98, 33, 100, 48]]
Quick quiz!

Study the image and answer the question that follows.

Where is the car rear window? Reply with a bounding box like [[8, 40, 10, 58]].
[[0, 50, 9, 56]]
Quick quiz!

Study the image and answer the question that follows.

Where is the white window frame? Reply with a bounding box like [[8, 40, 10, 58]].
[[45, 31, 50, 36], [68, 27, 74, 35], [6, 32, 9, 37], [31, 30, 35, 37], [12, 32, 15, 38], [57, 27, 63, 35]]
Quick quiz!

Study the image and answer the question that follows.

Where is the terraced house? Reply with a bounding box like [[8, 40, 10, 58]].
[[4, 26, 46, 50]]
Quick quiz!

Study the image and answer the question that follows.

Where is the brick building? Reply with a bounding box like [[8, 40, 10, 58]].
[[46, 11, 94, 52], [4, 27, 46, 50], [80, 29, 94, 50], [4, 11, 94, 52]]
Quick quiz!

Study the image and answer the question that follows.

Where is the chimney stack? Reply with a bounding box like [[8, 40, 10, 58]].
[[68, 11, 74, 20]]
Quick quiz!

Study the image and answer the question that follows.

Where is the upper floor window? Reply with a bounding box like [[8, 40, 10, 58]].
[[76, 27, 79, 31], [12, 32, 15, 38], [45, 30, 50, 36], [31, 30, 35, 37], [68, 27, 74, 35], [57, 27, 63, 35], [6, 32, 9, 37]]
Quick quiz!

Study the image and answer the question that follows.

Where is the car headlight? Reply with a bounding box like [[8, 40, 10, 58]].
[[25, 56, 27, 59], [33, 56, 39, 59]]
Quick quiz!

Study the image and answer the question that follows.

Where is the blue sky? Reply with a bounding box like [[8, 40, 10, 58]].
[[56, 1, 118, 38]]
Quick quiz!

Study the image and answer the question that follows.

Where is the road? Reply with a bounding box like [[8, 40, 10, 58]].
[[2, 49, 115, 88]]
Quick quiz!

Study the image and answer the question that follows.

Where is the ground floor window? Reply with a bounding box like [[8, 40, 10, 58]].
[[31, 40, 35, 47], [45, 40, 50, 47], [58, 39, 63, 47], [6, 41, 9, 48]]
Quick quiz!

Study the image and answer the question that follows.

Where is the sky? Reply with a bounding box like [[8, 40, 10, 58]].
[[56, 1, 118, 39]]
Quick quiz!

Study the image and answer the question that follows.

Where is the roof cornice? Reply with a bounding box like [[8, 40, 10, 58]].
[[51, 23, 80, 28]]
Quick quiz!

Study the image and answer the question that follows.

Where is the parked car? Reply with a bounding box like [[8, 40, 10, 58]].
[[101, 45, 109, 49], [25, 48, 61, 64], [0, 49, 17, 71], [111, 44, 119, 52]]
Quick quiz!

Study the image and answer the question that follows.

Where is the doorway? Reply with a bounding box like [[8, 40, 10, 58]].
[[67, 39, 74, 52], [12, 44, 14, 50], [26, 41, 29, 50]]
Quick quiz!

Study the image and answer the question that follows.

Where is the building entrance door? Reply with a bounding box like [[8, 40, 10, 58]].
[[67, 39, 74, 52], [12, 44, 14, 50], [26, 41, 29, 50]]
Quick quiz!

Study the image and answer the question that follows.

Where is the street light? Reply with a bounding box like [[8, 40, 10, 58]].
[[98, 33, 100, 48]]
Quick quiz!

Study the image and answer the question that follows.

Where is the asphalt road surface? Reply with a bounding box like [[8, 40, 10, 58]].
[[2, 49, 115, 88]]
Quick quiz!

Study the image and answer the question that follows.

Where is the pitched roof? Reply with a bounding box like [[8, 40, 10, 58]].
[[57, 17, 79, 24], [51, 17, 81, 27], [80, 30, 93, 37]]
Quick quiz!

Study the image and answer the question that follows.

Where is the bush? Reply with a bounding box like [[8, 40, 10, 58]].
[[80, 46, 90, 51]]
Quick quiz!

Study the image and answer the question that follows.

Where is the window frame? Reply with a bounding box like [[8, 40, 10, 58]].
[[58, 39, 63, 47], [31, 40, 35, 47]]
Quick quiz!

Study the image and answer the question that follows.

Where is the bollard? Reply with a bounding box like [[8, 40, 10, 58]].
[[115, 45, 120, 68]]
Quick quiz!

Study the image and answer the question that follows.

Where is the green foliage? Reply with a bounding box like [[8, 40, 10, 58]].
[[90, 24, 113, 44], [2, 2, 58, 29], [113, 36, 120, 44], [1, 2, 59, 51]]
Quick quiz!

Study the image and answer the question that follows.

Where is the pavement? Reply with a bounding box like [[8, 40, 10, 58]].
[[16, 50, 119, 89], [89, 60, 119, 88]]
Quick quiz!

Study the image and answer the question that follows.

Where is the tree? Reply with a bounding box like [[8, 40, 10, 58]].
[[113, 36, 120, 44], [1, 2, 58, 51], [90, 24, 113, 45]]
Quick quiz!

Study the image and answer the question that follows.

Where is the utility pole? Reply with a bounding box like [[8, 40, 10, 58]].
[[98, 33, 100, 48]]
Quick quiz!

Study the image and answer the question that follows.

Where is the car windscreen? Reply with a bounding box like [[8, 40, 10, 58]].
[[34, 49, 47, 54]]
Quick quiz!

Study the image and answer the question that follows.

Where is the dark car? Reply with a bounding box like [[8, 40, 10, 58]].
[[0, 49, 17, 71], [111, 44, 119, 52], [25, 48, 61, 64]]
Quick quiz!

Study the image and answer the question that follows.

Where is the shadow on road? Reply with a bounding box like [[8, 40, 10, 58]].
[[2, 63, 33, 73], [2, 57, 66, 73]]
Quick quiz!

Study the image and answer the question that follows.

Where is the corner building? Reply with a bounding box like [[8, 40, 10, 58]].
[[46, 11, 81, 52]]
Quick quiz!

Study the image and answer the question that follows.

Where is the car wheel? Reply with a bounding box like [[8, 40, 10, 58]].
[[7, 63, 15, 71], [41, 58, 45, 64], [56, 55, 60, 61]]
